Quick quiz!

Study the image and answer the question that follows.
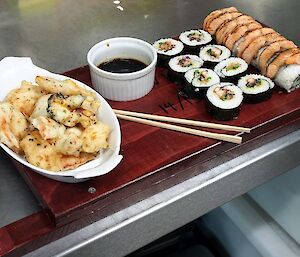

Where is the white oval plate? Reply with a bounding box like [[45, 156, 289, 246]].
[[0, 57, 122, 183]]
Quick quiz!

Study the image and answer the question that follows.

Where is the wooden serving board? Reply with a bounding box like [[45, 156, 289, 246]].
[[14, 64, 300, 227]]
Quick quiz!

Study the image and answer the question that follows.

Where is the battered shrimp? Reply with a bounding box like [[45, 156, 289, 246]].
[[55, 127, 83, 156], [31, 116, 66, 140], [81, 122, 110, 153], [29, 94, 52, 121], [0, 102, 28, 152], [5, 80, 44, 117], [20, 130, 95, 171], [35, 76, 94, 97]]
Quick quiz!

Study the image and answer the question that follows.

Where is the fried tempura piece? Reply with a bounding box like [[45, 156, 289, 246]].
[[5, 81, 44, 117], [47, 93, 81, 127], [64, 95, 85, 109], [0, 102, 28, 152], [20, 131, 95, 171], [81, 122, 110, 153], [20, 131, 59, 170], [31, 116, 66, 140], [47, 93, 98, 128], [81, 96, 100, 114], [29, 94, 51, 121], [35, 76, 94, 97], [55, 127, 83, 156]]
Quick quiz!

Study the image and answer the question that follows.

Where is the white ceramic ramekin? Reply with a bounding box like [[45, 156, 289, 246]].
[[87, 37, 157, 101]]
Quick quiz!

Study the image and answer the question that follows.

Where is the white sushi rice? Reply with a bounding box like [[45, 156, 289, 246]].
[[238, 74, 274, 94], [232, 37, 243, 56], [252, 46, 267, 68], [200, 45, 231, 62], [153, 38, 184, 56], [169, 55, 203, 73], [214, 57, 248, 78], [179, 29, 212, 46], [184, 68, 220, 87], [207, 83, 243, 109], [274, 64, 300, 92]]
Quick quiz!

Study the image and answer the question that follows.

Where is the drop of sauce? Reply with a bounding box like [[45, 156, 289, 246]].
[[98, 58, 147, 73]]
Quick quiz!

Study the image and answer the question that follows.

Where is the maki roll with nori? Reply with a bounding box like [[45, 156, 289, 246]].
[[206, 83, 243, 121], [184, 68, 220, 99], [238, 74, 275, 103], [153, 38, 184, 67], [168, 54, 203, 84], [179, 29, 212, 54], [214, 57, 248, 83], [199, 44, 231, 68]]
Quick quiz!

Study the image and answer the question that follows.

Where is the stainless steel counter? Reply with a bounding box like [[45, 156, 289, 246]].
[[1, 0, 300, 256]]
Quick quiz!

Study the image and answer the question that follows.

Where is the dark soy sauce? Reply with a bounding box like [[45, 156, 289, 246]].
[[98, 58, 147, 73]]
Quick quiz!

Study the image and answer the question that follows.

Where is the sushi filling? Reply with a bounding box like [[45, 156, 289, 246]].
[[214, 86, 235, 101], [206, 83, 243, 120], [185, 68, 220, 87], [153, 38, 184, 56], [200, 45, 231, 63], [178, 56, 193, 67], [168, 55, 203, 84], [207, 83, 243, 109], [238, 74, 274, 103], [238, 74, 274, 94], [179, 30, 212, 46], [207, 47, 222, 59], [214, 58, 248, 78], [169, 55, 203, 72], [158, 41, 176, 52], [194, 70, 211, 83], [184, 68, 220, 98], [187, 32, 203, 42]]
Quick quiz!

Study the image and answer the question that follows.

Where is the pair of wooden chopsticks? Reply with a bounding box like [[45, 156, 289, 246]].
[[114, 109, 251, 144]]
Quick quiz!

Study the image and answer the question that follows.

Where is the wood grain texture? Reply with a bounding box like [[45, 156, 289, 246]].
[[2, 116, 300, 257], [13, 64, 300, 227], [1, 63, 300, 257]]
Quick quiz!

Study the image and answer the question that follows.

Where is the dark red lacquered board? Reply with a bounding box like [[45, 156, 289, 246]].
[[11, 63, 300, 228], [0, 63, 299, 257]]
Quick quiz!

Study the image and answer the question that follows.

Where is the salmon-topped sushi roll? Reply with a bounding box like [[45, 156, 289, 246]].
[[274, 52, 300, 92], [286, 52, 300, 65], [235, 28, 275, 57], [258, 40, 297, 74], [216, 15, 254, 45], [203, 7, 238, 32], [214, 13, 244, 42], [225, 22, 263, 50], [266, 48, 300, 78], [242, 32, 284, 64], [207, 12, 242, 35]]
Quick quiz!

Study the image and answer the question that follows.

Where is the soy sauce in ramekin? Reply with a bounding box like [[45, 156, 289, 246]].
[[98, 58, 147, 73]]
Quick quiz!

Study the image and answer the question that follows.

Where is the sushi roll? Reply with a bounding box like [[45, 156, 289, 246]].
[[200, 44, 231, 68], [206, 83, 243, 121], [153, 38, 184, 67], [238, 74, 275, 103], [168, 54, 203, 84], [274, 64, 300, 92], [214, 57, 248, 83], [184, 68, 220, 99], [179, 29, 212, 54]]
